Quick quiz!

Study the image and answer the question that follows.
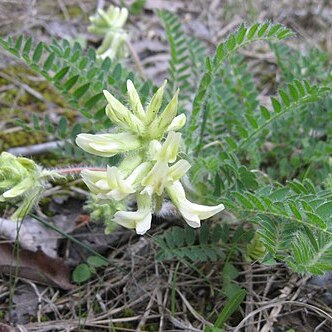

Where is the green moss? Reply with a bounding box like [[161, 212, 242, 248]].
[[140, 323, 160, 331], [0, 65, 65, 135], [0, 130, 47, 150], [58, 5, 89, 22], [68, 5, 88, 19], [112, 308, 136, 330], [0, 64, 78, 156]]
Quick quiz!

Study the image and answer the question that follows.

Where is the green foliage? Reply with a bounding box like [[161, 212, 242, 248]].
[[185, 22, 295, 150], [156, 16, 332, 275], [206, 288, 246, 331], [264, 43, 332, 183], [223, 181, 332, 274], [0, 35, 149, 154], [1, 12, 332, 277], [129, 0, 146, 15], [156, 222, 255, 265], [72, 255, 109, 283], [155, 224, 225, 262], [201, 54, 259, 149], [72, 263, 92, 283], [235, 80, 330, 153], [158, 10, 205, 108]]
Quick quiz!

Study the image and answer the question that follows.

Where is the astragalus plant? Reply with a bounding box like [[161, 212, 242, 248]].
[[0, 7, 331, 276]]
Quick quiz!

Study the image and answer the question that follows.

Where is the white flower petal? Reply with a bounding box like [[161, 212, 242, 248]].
[[141, 161, 171, 196], [148, 140, 162, 160], [107, 189, 130, 201], [167, 113, 186, 132], [182, 211, 201, 228], [95, 179, 110, 191], [113, 7, 128, 28], [167, 181, 225, 227], [180, 201, 225, 221], [107, 166, 135, 200], [81, 169, 107, 182], [169, 159, 191, 181], [113, 209, 152, 235], [158, 131, 182, 163], [113, 210, 136, 229], [126, 162, 152, 185], [76, 132, 140, 157], [81, 170, 109, 194], [135, 211, 152, 235]]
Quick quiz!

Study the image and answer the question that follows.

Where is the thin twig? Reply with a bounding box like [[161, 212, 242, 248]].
[[125, 39, 146, 79], [234, 300, 332, 332], [136, 287, 158, 331]]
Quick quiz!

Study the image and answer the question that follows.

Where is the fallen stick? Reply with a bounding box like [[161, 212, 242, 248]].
[[7, 141, 64, 156]]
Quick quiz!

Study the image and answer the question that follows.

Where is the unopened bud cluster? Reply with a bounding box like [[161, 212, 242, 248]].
[[0, 152, 59, 220]]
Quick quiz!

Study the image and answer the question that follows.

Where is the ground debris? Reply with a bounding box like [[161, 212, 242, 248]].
[[0, 242, 74, 290]]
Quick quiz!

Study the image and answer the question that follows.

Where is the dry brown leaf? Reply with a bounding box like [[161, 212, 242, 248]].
[[0, 323, 16, 332], [0, 242, 74, 290], [0, 217, 59, 258]]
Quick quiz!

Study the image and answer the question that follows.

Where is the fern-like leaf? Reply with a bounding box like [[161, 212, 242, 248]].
[[158, 10, 205, 107], [0, 36, 144, 132], [155, 224, 225, 262], [186, 22, 295, 150], [234, 80, 331, 152], [224, 182, 332, 274]]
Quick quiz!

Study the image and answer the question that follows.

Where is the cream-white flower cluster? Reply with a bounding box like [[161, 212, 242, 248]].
[[76, 80, 224, 234], [88, 5, 128, 60]]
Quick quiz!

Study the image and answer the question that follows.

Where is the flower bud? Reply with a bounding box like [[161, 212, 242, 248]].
[[104, 90, 145, 134], [127, 80, 145, 120], [167, 113, 186, 132], [149, 89, 179, 137], [145, 80, 167, 124], [88, 5, 129, 60], [0, 152, 48, 220]]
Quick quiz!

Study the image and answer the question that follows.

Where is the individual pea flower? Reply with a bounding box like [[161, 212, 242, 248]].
[[0, 152, 60, 220], [76, 80, 224, 234], [81, 161, 151, 201], [166, 181, 225, 228], [88, 5, 129, 60], [140, 131, 190, 196], [113, 193, 152, 235], [76, 132, 142, 157]]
